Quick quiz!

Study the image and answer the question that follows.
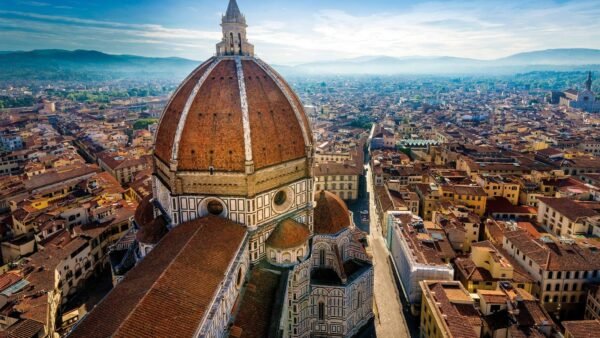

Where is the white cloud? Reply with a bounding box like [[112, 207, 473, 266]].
[[251, 0, 600, 64], [1, 0, 599, 65]]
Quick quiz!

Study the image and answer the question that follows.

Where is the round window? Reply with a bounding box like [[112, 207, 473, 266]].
[[207, 200, 224, 215], [274, 190, 287, 206], [272, 187, 294, 213]]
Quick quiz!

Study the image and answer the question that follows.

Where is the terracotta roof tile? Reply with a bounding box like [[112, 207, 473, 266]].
[[154, 58, 312, 172], [563, 320, 600, 338], [69, 216, 247, 338], [314, 191, 351, 235], [230, 268, 282, 338], [265, 218, 309, 249]]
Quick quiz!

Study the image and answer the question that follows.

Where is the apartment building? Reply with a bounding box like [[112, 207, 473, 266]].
[[386, 211, 454, 309], [475, 173, 520, 205], [501, 227, 600, 316], [454, 241, 534, 294], [537, 197, 600, 237]]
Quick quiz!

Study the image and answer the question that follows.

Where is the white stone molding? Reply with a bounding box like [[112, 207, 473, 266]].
[[171, 58, 222, 162]]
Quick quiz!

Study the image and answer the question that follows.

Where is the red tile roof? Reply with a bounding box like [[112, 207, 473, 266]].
[[69, 216, 247, 338], [154, 58, 311, 172], [229, 268, 282, 338], [265, 218, 309, 249], [563, 320, 600, 338], [313, 191, 351, 235]]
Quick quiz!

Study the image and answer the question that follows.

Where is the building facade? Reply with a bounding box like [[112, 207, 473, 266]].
[[559, 72, 599, 113]]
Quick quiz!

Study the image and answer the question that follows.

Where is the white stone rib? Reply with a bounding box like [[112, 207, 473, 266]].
[[171, 58, 222, 162], [235, 57, 253, 163], [154, 58, 213, 148], [254, 58, 311, 146]]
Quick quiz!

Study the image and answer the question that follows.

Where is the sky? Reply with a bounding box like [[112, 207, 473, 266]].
[[1, 0, 599, 65]]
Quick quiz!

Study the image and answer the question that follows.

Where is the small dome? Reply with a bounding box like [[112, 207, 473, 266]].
[[134, 196, 168, 245], [313, 191, 351, 235], [266, 218, 310, 249], [134, 195, 154, 226], [136, 218, 168, 245]]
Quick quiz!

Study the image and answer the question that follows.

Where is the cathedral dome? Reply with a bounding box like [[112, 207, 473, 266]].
[[154, 57, 312, 173], [313, 191, 352, 235], [151, 0, 313, 202]]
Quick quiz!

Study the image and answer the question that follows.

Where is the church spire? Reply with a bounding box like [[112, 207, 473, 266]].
[[585, 71, 593, 91], [224, 0, 245, 24], [216, 0, 254, 57]]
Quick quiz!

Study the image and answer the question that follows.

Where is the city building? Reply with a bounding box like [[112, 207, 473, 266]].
[[314, 164, 361, 201], [585, 285, 600, 320], [97, 151, 150, 185], [500, 225, 600, 317], [432, 204, 480, 253], [419, 280, 556, 338], [475, 173, 520, 205], [537, 197, 600, 237], [419, 281, 481, 338], [386, 211, 454, 310], [454, 240, 534, 293], [559, 72, 599, 113]]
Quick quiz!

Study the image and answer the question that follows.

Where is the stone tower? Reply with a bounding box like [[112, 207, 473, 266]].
[[216, 0, 255, 57]]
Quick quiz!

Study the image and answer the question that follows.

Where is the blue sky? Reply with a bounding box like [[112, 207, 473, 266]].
[[1, 0, 599, 65]]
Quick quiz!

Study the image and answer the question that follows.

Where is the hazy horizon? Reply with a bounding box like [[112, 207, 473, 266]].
[[1, 0, 600, 66]]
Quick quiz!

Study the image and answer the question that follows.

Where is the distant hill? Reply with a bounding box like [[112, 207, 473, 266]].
[[497, 49, 600, 66], [0, 49, 199, 82], [282, 49, 600, 75], [1, 48, 600, 81]]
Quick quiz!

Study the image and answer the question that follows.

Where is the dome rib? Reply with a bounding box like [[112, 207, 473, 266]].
[[154, 58, 214, 165], [172, 58, 222, 162], [235, 57, 253, 166], [254, 58, 311, 147]]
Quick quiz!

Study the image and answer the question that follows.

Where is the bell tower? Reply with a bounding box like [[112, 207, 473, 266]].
[[585, 71, 593, 92], [216, 0, 254, 57]]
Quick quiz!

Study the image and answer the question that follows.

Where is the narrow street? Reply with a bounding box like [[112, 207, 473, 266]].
[[348, 157, 412, 338], [366, 164, 411, 338]]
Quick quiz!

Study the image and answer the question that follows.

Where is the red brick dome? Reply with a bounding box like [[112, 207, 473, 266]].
[[154, 57, 312, 173], [266, 218, 310, 249], [313, 191, 351, 235], [134, 195, 168, 245]]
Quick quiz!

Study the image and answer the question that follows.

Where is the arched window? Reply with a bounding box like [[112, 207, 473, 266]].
[[282, 252, 291, 263], [238, 32, 243, 54], [296, 248, 303, 260], [318, 302, 325, 320], [236, 266, 244, 288], [319, 248, 326, 266], [229, 32, 234, 49]]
